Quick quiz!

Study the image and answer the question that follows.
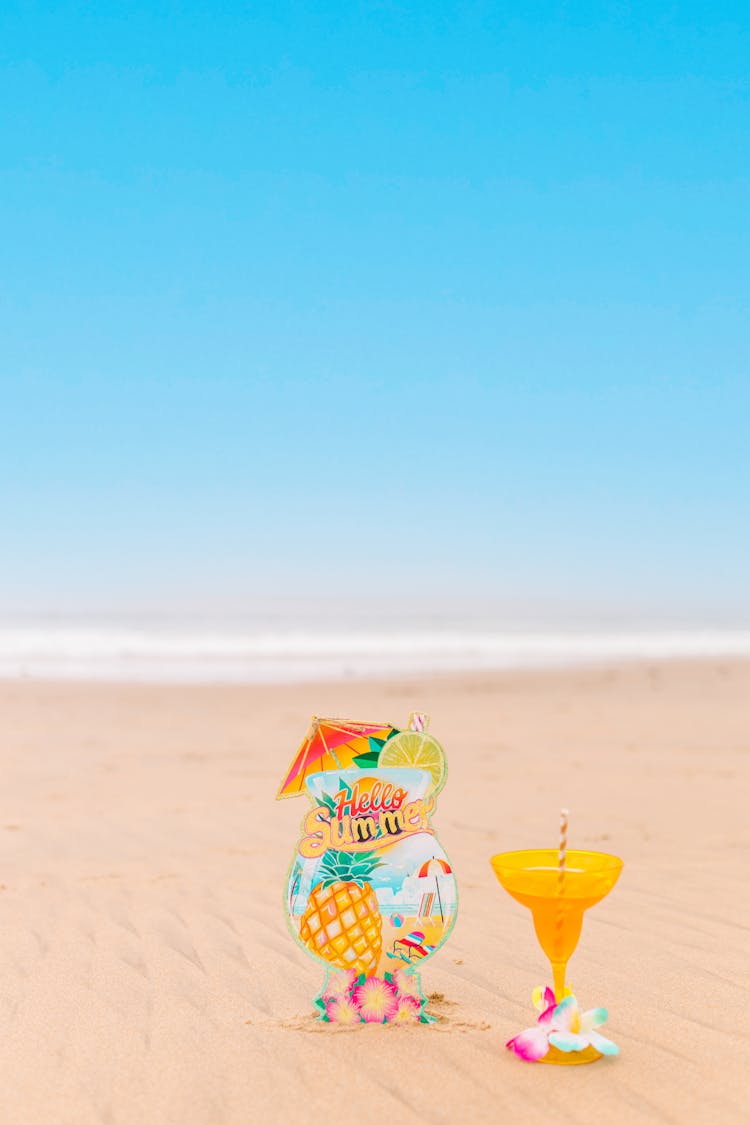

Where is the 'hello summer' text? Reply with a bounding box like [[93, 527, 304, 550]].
[[299, 780, 434, 858]]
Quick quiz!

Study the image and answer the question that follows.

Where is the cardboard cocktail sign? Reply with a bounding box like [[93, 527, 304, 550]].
[[277, 714, 457, 1024]]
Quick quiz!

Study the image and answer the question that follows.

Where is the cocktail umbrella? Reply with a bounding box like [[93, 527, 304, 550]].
[[417, 857, 453, 922], [276, 717, 396, 799]]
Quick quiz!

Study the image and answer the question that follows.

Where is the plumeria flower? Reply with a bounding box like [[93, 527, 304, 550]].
[[548, 996, 618, 1056], [506, 986, 558, 1060], [532, 985, 557, 1018], [531, 983, 573, 1013], [506, 989, 618, 1061], [392, 995, 422, 1024], [506, 1021, 553, 1061], [325, 996, 361, 1025], [353, 976, 399, 1023]]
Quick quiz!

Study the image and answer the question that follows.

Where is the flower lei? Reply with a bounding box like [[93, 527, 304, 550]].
[[506, 986, 618, 1061]]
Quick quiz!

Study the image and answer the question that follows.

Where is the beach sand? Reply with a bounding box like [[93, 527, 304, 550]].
[[1, 660, 748, 1124]]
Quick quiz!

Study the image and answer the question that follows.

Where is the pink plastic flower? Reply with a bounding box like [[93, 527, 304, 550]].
[[392, 994, 422, 1024], [505, 986, 556, 1060], [353, 976, 399, 1023], [325, 995, 361, 1025], [532, 985, 557, 1018]]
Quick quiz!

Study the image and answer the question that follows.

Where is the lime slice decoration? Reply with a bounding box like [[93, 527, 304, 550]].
[[378, 730, 447, 796]]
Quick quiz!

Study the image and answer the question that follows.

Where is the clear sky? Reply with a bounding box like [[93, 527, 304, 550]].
[[2, 2, 748, 620]]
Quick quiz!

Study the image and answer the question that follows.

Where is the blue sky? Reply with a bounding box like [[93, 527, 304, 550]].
[[1, 2, 748, 618]]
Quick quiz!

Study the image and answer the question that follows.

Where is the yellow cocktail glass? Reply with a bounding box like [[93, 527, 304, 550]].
[[491, 848, 623, 1065]]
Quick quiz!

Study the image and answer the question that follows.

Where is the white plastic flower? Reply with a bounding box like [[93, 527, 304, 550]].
[[548, 995, 619, 1056]]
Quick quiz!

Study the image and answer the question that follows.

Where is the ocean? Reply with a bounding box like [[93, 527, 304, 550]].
[[1, 610, 749, 681]]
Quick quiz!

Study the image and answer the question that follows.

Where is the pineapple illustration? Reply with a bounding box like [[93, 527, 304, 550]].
[[299, 849, 383, 976]]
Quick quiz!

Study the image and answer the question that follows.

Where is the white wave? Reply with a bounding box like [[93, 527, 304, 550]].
[[0, 621, 749, 681]]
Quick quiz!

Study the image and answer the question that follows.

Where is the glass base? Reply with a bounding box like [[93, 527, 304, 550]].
[[541, 1046, 602, 1066]]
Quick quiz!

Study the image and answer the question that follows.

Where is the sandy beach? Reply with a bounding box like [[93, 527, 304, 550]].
[[1, 659, 748, 1124]]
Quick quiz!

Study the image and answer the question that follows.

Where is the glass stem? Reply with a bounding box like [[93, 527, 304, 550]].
[[552, 961, 566, 1002]]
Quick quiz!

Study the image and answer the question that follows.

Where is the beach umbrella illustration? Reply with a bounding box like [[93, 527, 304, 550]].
[[276, 717, 397, 799], [417, 857, 453, 922]]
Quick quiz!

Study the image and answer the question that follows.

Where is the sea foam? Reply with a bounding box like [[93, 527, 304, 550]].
[[0, 616, 748, 681]]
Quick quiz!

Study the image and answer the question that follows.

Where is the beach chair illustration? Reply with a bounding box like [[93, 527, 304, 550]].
[[392, 930, 436, 962]]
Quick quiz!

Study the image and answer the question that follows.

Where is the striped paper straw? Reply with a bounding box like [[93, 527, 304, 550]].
[[553, 808, 570, 999], [557, 807, 569, 896], [408, 712, 429, 732]]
